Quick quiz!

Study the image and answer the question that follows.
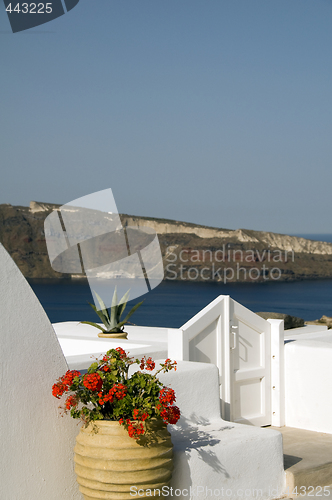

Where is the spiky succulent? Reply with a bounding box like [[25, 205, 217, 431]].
[[81, 288, 143, 333]]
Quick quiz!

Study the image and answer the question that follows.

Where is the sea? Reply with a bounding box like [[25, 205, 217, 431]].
[[28, 233, 332, 328]]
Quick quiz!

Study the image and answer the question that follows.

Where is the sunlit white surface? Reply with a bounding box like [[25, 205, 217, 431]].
[[58, 337, 149, 357], [53, 322, 170, 370]]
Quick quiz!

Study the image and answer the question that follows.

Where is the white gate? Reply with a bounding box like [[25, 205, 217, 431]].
[[168, 295, 284, 427], [229, 299, 271, 426]]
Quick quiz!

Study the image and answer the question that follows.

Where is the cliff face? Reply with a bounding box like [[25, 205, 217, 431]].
[[0, 203, 65, 278], [123, 215, 332, 255], [1, 201, 332, 282]]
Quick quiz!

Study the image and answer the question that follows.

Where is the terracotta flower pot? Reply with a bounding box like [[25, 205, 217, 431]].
[[97, 331, 128, 339], [74, 420, 173, 500]]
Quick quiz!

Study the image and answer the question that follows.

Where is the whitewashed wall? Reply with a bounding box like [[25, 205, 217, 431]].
[[285, 334, 332, 433], [0, 243, 81, 500], [158, 361, 285, 500]]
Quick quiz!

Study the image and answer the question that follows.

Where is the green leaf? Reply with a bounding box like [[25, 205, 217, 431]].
[[93, 292, 110, 323], [88, 362, 99, 373], [117, 289, 131, 322], [80, 321, 106, 333], [110, 287, 118, 328], [87, 301, 110, 329], [116, 300, 144, 329]]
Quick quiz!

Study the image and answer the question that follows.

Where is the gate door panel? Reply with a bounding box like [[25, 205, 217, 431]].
[[230, 300, 271, 426]]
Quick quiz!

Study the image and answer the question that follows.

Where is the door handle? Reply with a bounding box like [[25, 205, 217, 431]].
[[231, 326, 238, 350]]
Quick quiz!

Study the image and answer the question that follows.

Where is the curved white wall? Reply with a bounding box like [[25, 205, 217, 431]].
[[0, 243, 81, 499]]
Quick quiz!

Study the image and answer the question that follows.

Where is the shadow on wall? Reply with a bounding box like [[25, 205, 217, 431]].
[[170, 413, 233, 497]]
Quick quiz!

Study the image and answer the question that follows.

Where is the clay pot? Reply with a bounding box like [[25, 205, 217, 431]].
[[97, 331, 128, 339], [74, 420, 173, 499]]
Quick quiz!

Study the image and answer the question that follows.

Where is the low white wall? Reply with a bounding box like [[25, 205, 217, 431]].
[[285, 332, 332, 433], [158, 361, 285, 500]]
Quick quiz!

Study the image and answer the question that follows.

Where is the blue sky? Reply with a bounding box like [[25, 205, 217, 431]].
[[1, 0, 332, 234]]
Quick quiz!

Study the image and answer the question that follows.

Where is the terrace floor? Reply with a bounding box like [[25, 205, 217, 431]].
[[271, 426, 332, 498]]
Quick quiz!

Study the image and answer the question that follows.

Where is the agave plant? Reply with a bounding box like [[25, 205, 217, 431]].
[[81, 288, 143, 334]]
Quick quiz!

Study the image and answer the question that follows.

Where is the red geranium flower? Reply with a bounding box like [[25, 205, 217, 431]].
[[159, 387, 176, 406], [52, 348, 179, 439], [160, 405, 180, 425], [83, 373, 103, 392]]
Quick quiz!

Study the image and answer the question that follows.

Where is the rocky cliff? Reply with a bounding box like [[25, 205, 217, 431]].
[[2, 201, 332, 282]]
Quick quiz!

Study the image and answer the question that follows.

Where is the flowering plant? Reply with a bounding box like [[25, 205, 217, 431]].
[[52, 348, 180, 439]]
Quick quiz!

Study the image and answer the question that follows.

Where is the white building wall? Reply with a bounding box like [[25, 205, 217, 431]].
[[285, 334, 332, 434]]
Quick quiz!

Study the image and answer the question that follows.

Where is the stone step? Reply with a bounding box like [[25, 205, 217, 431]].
[[271, 426, 332, 496]]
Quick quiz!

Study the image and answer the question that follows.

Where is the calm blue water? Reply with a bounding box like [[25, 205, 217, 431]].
[[27, 233, 332, 328], [293, 234, 332, 243], [28, 278, 332, 328]]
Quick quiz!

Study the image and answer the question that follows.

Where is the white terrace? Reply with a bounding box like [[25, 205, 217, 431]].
[[1, 242, 332, 500], [56, 295, 331, 434]]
